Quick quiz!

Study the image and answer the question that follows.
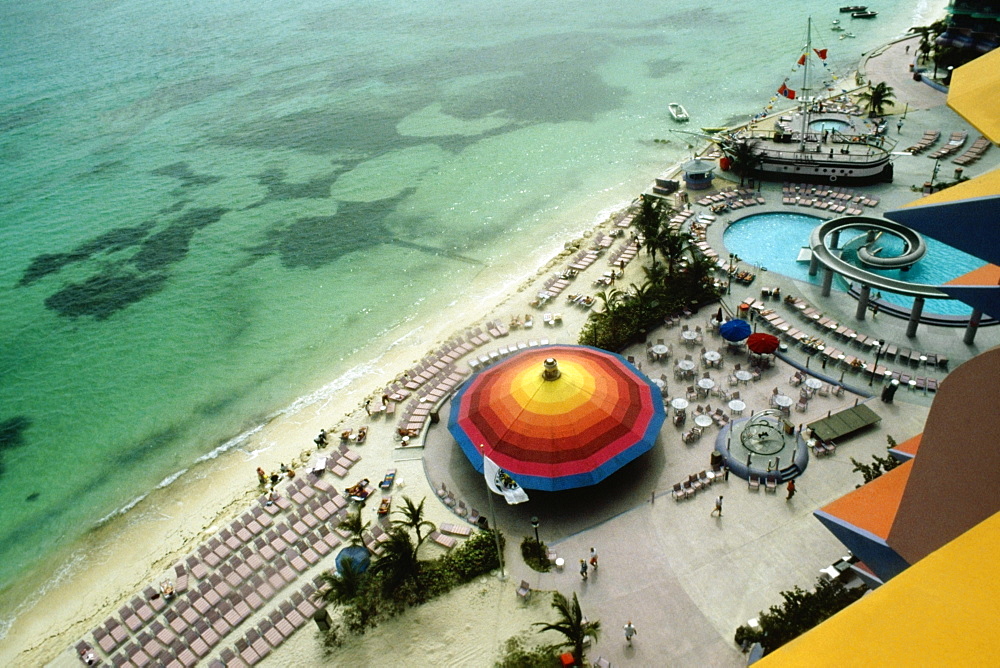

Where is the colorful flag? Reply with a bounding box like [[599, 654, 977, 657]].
[[814, 48, 828, 60], [797, 54, 806, 66], [483, 447, 529, 504], [778, 84, 797, 100]]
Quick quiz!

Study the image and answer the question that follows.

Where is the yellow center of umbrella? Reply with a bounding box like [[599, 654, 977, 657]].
[[507, 358, 595, 415]]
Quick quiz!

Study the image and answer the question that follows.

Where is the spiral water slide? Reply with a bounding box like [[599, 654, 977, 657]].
[[808, 216, 947, 300], [856, 226, 927, 269]]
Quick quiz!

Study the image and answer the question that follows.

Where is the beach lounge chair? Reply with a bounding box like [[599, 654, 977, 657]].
[[379, 469, 396, 490], [429, 530, 457, 549]]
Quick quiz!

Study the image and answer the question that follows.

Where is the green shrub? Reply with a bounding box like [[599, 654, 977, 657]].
[[733, 578, 866, 655], [321, 528, 505, 643], [494, 633, 562, 668], [520, 537, 551, 573]]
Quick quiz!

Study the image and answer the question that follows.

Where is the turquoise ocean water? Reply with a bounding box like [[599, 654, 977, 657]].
[[0, 0, 937, 631]]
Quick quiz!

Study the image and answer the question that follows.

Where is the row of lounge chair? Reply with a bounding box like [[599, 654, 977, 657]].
[[607, 237, 640, 268], [781, 183, 880, 207], [78, 450, 373, 666], [952, 135, 991, 166], [468, 338, 551, 372], [904, 129, 940, 155], [928, 130, 968, 159]]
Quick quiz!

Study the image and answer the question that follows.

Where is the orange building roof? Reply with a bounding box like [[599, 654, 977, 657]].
[[945, 263, 1000, 286], [891, 433, 921, 457], [819, 461, 912, 540]]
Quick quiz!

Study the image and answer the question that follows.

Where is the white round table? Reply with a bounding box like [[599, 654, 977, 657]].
[[694, 414, 714, 428], [703, 351, 721, 365], [697, 378, 715, 391], [682, 330, 698, 341], [728, 399, 746, 415], [677, 360, 696, 372], [653, 378, 666, 390], [773, 394, 793, 408], [735, 370, 753, 384], [652, 344, 668, 357], [671, 398, 689, 411], [805, 378, 823, 390]]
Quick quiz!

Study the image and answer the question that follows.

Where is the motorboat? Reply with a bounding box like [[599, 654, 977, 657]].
[[669, 103, 690, 122], [839, 5, 866, 11], [851, 11, 878, 18]]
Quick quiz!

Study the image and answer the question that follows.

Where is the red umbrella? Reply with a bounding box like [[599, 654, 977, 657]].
[[746, 332, 780, 354], [448, 345, 665, 491]]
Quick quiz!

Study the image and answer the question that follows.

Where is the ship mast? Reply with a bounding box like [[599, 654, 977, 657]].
[[800, 17, 812, 138]]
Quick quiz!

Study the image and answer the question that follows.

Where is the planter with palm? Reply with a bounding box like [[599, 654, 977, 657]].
[[533, 591, 601, 665], [857, 82, 897, 119], [727, 138, 762, 187]]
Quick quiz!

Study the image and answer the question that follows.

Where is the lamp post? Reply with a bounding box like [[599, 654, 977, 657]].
[[531, 516, 540, 546], [869, 339, 885, 387], [728, 253, 738, 294]]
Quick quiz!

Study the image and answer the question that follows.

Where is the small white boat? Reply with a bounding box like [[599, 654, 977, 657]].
[[669, 103, 690, 122]]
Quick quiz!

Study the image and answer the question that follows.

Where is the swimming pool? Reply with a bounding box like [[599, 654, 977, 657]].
[[808, 118, 851, 132], [723, 212, 985, 316]]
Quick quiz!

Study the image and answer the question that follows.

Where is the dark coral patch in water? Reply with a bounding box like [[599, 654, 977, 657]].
[[151, 162, 223, 188], [244, 168, 341, 209], [19, 220, 157, 287], [246, 191, 412, 269], [131, 207, 228, 272], [0, 416, 32, 478], [44, 271, 170, 319]]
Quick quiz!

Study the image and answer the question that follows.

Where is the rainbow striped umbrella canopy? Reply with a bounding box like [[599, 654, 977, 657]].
[[448, 345, 665, 491]]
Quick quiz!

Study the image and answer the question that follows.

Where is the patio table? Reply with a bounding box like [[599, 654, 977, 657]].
[[694, 414, 714, 428]]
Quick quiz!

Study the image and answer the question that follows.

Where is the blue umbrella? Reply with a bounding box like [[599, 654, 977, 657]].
[[719, 318, 751, 342], [335, 545, 371, 575]]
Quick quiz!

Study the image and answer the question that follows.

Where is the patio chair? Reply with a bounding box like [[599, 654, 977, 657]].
[[516, 580, 531, 601], [672, 483, 687, 501], [764, 477, 777, 493], [748, 475, 760, 491]]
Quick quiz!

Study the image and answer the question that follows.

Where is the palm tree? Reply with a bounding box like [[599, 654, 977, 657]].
[[857, 82, 896, 118], [393, 496, 435, 548], [339, 509, 370, 547], [634, 195, 661, 246], [316, 558, 366, 606], [727, 138, 761, 187], [915, 25, 934, 63], [659, 230, 693, 278], [533, 591, 601, 665], [369, 527, 422, 596], [594, 288, 624, 318]]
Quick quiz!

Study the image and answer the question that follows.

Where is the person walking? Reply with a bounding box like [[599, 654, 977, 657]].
[[579, 559, 589, 581], [589, 547, 599, 570], [786, 479, 797, 500], [623, 621, 637, 646], [711, 495, 723, 517]]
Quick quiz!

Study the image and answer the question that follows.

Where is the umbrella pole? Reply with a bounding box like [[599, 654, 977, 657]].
[[486, 487, 507, 581]]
